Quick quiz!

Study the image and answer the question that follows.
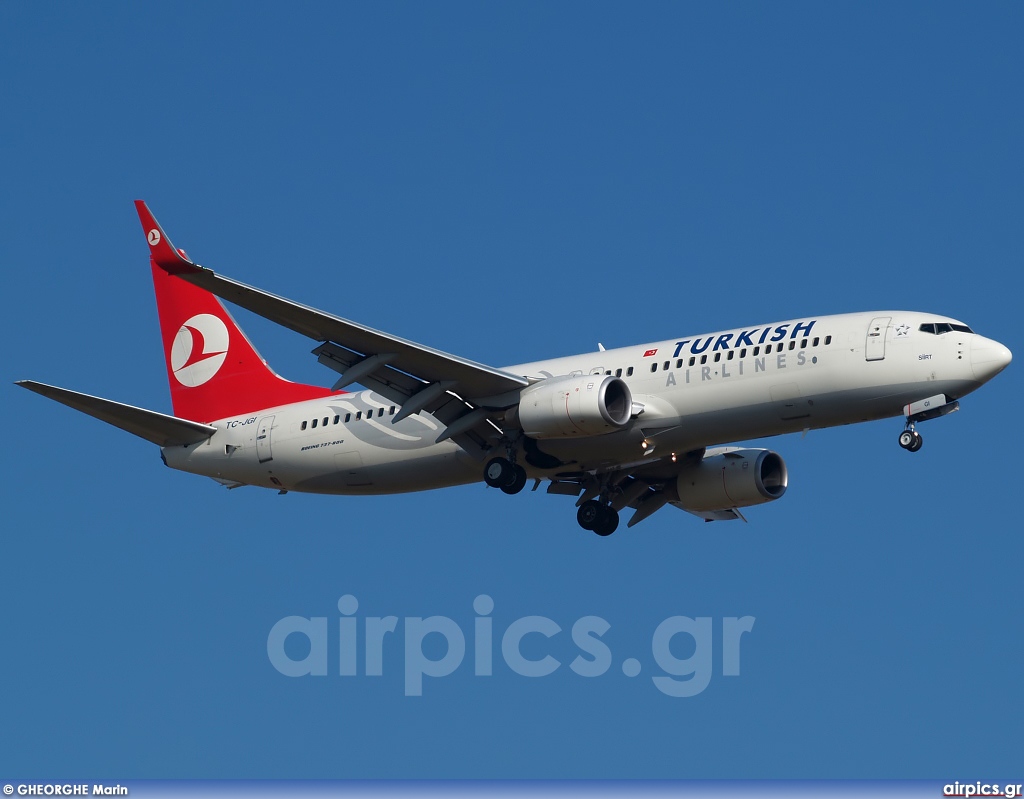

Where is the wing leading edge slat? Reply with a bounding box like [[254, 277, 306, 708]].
[[136, 201, 524, 455], [161, 259, 528, 401]]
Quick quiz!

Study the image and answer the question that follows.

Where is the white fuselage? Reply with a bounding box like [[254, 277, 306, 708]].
[[161, 311, 1006, 494]]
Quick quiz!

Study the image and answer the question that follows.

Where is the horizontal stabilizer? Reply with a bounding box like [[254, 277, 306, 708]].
[[15, 381, 217, 447]]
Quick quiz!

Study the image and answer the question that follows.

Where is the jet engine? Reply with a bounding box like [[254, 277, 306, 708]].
[[675, 448, 788, 511], [514, 374, 633, 439]]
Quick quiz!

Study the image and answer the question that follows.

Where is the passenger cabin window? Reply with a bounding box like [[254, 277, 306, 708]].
[[378, 408, 384, 417], [356, 411, 362, 420], [700, 355, 707, 365], [727, 350, 734, 360], [345, 413, 351, 423], [323, 417, 329, 426], [615, 368, 622, 377], [689, 357, 695, 366], [389, 406, 396, 415], [714, 352, 721, 363], [626, 367, 634, 376], [334, 415, 340, 424], [301, 421, 307, 430], [825, 335, 832, 345], [311, 419, 317, 428], [739, 348, 747, 358], [789, 341, 796, 351], [813, 337, 819, 347], [651, 362, 658, 373], [753, 346, 760, 356]]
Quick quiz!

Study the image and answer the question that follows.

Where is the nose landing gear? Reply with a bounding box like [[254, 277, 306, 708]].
[[898, 394, 960, 453], [898, 427, 923, 452]]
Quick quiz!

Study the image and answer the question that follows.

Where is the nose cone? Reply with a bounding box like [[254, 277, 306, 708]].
[[971, 336, 1013, 382]]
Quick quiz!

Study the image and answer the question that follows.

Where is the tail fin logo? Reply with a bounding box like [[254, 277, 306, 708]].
[[170, 313, 229, 387], [148, 229, 161, 246]]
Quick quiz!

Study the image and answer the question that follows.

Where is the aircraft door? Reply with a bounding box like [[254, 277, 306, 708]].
[[256, 415, 275, 463], [865, 316, 891, 361]]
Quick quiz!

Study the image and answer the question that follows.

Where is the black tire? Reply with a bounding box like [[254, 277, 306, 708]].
[[908, 432, 923, 452], [899, 431, 914, 449], [501, 465, 528, 495], [592, 506, 619, 537], [577, 500, 602, 531], [484, 457, 513, 488]]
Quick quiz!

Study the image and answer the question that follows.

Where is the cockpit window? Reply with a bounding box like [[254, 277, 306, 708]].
[[920, 322, 974, 335]]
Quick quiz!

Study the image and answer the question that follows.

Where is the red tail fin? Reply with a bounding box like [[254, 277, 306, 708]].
[[137, 201, 333, 423]]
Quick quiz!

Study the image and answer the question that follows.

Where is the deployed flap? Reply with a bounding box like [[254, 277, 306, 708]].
[[671, 503, 747, 523], [16, 381, 217, 447], [135, 201, 528, 404]]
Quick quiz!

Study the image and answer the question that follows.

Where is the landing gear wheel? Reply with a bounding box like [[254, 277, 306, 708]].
[[484, 457, 514, 488], [899, 429, 923, 452], [501, 465, 528, 495], [577, 500, 602, 531], [592, 506, 620, 537]]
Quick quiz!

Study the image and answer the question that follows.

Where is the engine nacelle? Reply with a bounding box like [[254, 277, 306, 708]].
[[675, 448, 788, 512], [516, 374, 633, 439]]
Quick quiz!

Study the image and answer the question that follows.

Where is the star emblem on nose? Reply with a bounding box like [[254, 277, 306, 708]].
[[895, 324, 910, 337]]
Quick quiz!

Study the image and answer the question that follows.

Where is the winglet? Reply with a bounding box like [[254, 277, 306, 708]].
[[134, 200, 200, 275]]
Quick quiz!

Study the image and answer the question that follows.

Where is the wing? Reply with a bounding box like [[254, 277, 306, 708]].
[[543, 450, 704, 528], [548, 447, 758, 527], [16, 381, 217, 447], [135, 201, 527, 458]]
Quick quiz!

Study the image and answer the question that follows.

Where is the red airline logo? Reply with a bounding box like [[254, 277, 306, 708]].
[[644, 349, 658, 357]]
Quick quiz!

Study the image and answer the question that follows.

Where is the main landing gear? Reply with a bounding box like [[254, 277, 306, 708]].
[[898, 426, 923, 452], [484, 456, 528, 495], [484, 449, 620, 536], [577, 500, 619, 537]]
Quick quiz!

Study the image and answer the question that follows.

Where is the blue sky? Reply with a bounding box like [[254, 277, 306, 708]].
[[2, 1, 1022, 780]]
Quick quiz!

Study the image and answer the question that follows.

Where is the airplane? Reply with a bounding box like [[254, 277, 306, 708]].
[[17, 202, 1013, 536]]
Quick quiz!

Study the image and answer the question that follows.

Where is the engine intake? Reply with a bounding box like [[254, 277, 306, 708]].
[[516, 374, 633, 439], [675, 448, 788, 512]]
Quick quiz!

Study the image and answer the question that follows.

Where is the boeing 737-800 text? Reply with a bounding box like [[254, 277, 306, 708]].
[[17, 202, 1013, 535]]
